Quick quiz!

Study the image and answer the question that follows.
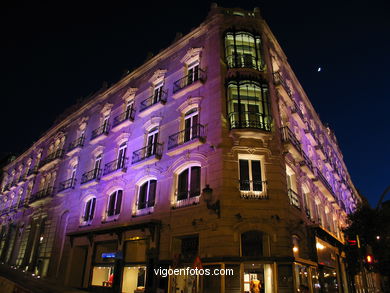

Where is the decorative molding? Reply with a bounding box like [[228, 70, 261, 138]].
[[143, 116, 163, 132], [100, 103, 114, 115], [180, 47, 203, 64], [148, 69, 167, 84], [122, 87, 138, 102], [177, 96, 203, 114]]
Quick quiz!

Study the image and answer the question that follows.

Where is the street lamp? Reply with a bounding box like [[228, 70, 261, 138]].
[[202, 184, 220, 218]]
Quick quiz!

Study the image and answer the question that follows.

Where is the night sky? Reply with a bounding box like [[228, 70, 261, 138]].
[[1, 1, 389, 206]]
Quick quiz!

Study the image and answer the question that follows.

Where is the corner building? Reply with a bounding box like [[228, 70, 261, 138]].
[[0, 5, 362, 293]]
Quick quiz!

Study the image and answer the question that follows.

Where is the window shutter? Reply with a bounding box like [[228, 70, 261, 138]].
[[138, 183, 147, 210], [90, 198, 96, 220], [148, 180, 157, 207], [107, 193, 116, 217], [115, 190, 122, 215], [178, 169, 189, 200], [251, 160, 262, 191], [190, 167, 201, 197], [239, 160, 250, 190]]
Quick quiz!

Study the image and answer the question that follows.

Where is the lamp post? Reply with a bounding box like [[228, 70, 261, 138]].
[[202, 184, 220, 218]]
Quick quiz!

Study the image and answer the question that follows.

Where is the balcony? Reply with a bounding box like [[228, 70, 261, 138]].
[[102, 158, 128, 180], [304, 121, 317, 145], [58, 178, 77, 193], [167, 124, 205, 156], [229, 112, 272, 131], [172, 68, 206, 98], [314, 144, 326, 160], [67, 136, 85, 155], [239, 180, 268, 200], [17, 174, 26, 185], [291, 101, 306, 127], [299, 151, 316, 179], [138, 91, 167, 117], [111, 108, 135, 132], [90, 124, 110, 144], [288, 189, 300, 209], [80, 168, 101, 187], [273, 72, 293, 104], [29, 186, 55, 207], [11, 180, 18, 188], [313, 167, 337, 201], [26, 166, 39, 179], [226, 54, 264, 71], [280, 126, 303, 159], [131, 143, 162, 169], [39, 149, 64, 170], [172, 194, 200, 209]]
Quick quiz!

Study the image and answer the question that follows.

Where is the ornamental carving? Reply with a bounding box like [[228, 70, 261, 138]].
[[180, 47, 203, 64]]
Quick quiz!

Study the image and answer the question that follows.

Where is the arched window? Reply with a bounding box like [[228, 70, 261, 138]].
[[241, 230, 263, 257], [227, 80, 270, 131], [137, 180, 157, 210], [107, 190, 122, 217], [177, 166, 201, 201], [225, 31, 263, 70], [83, 197, 96, 222]]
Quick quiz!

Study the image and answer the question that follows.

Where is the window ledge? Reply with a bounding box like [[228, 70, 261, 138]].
[[102, 215, 119, 223], [132, 206, 154, 217], [166, 138, 205, 156], [240, 191, 268, 200]]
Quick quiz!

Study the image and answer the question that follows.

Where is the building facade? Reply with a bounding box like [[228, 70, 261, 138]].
[[0, 5, 362, 293]]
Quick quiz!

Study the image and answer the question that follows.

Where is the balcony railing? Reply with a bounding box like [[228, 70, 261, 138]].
[[229, 112, 272, 131], [291, 101, 305, 121], [67, 136, 85, 153], [168, 124, 205, 150], [27, 166, 39, 177], [29, 186, 55, 204], [239, 180, 268, 199], [139, 91, 167, 112], [91, 124, 110, 140], [18, 174, 26, 183], [172, 195, 200, 209], [226, 54, 264, 71], [273, 72, 292, 97], [58, 178, 77, 192], [81, 168, 101, 184], [39, 149, 64, 168], [103, 158, 128, 175], [314, 167, 336, 199], [173, 68, 206, 93], [288, 189, 300, 208], [280, 126, 302, 153], [113, 108, 135, 127], [132, 143, 163, 164]]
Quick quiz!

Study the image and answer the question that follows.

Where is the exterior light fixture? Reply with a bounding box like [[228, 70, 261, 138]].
[[293, 246, 299, 253], [316, 242, 325, 250], [202, 184, 220, 218]]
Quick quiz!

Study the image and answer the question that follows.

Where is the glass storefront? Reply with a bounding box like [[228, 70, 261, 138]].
[[91, 266, 115, 287], [91, 241, 117, 287], [294, 264, 309, 292], [243, 263, 273, 293], [122, 266, 147, 293]]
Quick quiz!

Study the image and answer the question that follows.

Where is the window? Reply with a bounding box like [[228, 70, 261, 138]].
[[71, 164, 77, 180], [177, 166, 201, 201], [153, 82, 164, 104], [225, 31, 262, 70], [107, 190, 122, 217], [241, 230, 263, 257], [94, 154, 102, 172], [125, 100, 134, 119], [239, 159, 263, 192], [137, 180, 156, 210], [187, 62, 199, 85], [184, 109, 199, 142], [103, 115, 110, 132], [227, 80, 271, 130], [83, 197, 96, 222], [286, 165, 300, 208], [117, 143, 127, 168], [146, 127, 159, 157]]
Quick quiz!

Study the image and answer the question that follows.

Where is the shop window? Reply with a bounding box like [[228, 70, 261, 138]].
[[294, 264, 310, 293], [227, 80, 271, 130], [172, 235, 199, 263], [203, 265, 221, 292], [91, 242, 117, 287], [177, 166, 201, 201], [137, 180, 157, 210], [241, 230, 263, 257], [107, 190, 122, 217], [243, 263, 273, 293], [225, 31, 263, 70], [225, 264, 240, 293], [122, 266, 146, 293], [83, 197, 96, 222]]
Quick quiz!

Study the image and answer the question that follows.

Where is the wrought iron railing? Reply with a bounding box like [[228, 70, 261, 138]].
[[229, 112, 271, 131], [226, 54, 264, 71], [273, 72, 292, 97], [27, 166, 39, 177], [81, 168, 101, 184], [239, 180, 268, 199], [39, 149, 64, 168], [58, 178, 77, 192], [173, 68, 206, 93], [113, 108, 135, 127], [67, 136, 85, 152], [29, 186, 55, 204], [291, 101, 305, 121], [288, 189, 300, 208], [172, 195, 200, 209], [139, 90, 167, 112], [91, 124, 110, 140], [168, 124, 205, 150], [103, 158, 128, 175], [18, 174, 26, 183], [280, 126, 302, 153], [132, 143, 163, 164]]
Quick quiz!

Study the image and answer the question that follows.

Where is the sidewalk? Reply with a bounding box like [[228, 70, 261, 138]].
[[0, 264, 88, 293]]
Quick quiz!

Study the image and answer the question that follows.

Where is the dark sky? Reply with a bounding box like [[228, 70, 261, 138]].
[[1, 0, 389, 206]]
